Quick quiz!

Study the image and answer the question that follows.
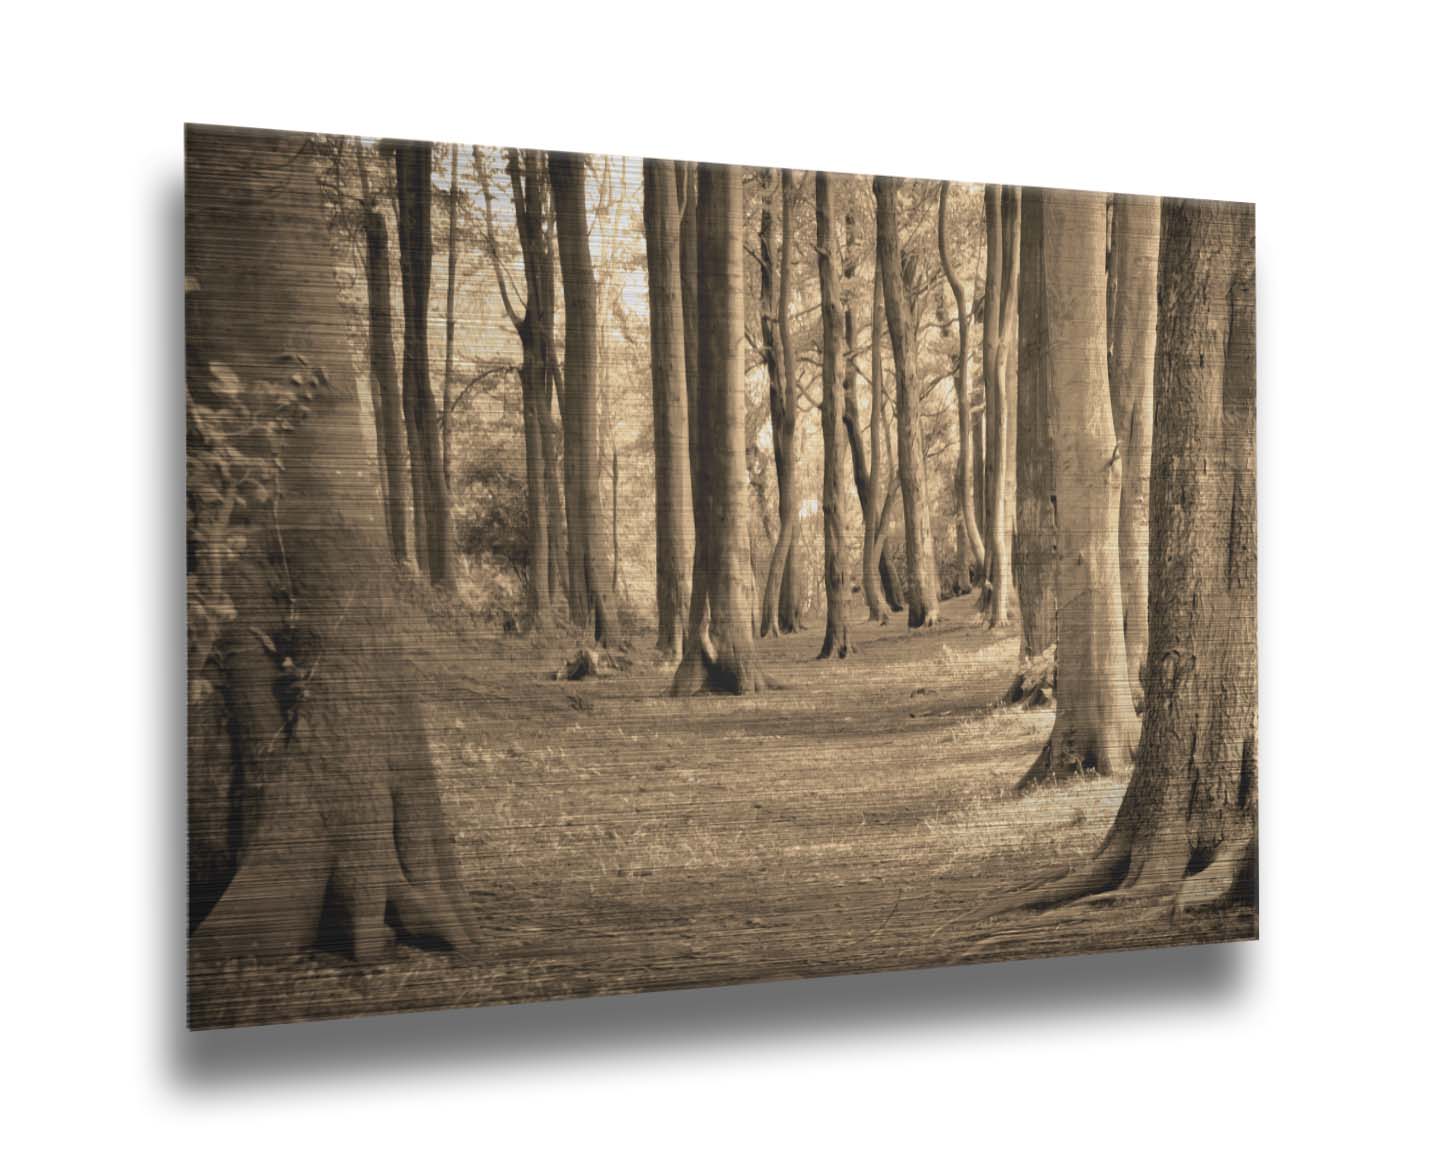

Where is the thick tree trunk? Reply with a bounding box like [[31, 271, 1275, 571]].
[[815, 171, 852, 658], [1027, 198, 1256, 910], [642, 158, 695, 660], [938, 181, 984, 592], [548, 150, 615, 646], [874, 176, 940, 627], [1014, 186, 1057, 660], [1019, 189, 1138, 789], [672, 163, 771, 694], [356, 149, 408, 566], [762, 170, 803, 636], [395, 140, 455, 590], [1109, 194, 1161, 706], [186, 125, 475, 982]]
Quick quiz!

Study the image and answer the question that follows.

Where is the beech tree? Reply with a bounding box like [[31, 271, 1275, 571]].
[[187, 124, 476, 966], [1022, 197, 1256, 908], [672, 163, 771, 693], [1019, 189, 1137, 789], [1108, 194, 1161, 704], [478, 148, 565, 625], [761, 170, 803, 636], [938, 181, 983, 593], [548, 150, 615, 645], [1014, 185, 1057, 660], [442, 143, 459, 495], [874, 175, 940, 627], [642, 157, 695, 660], [980, 184, 1020, 627], [354, 142, 408, 566], [394, 139, 455, 589], [815, 170, 852, 657]]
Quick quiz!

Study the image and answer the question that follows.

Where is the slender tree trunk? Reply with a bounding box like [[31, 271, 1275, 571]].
[[356, 145, 408, 566], [186, 126, 474, 991], [1019, 189, 1138, 789], [815, 171, 852, 657], [642, 158, 694, 660], [1014, 186, 1057, 660], [980, 188, 1000, 610], [842, 214, 885, 622], [982, 185, 1020, 627], [939, 182, 984, 591], [489, 148, 562, 625], [677, 163, 712, 658], [672, 163, 770, 693], [443, 143, 458, 497], [762, 170, 803, 636], [394, 140, 454, 590], [874, 176, 940, 627], [548, 150, 615, 645], [1027, 198, 1256, 911], [1109, 194, 1161, 706]]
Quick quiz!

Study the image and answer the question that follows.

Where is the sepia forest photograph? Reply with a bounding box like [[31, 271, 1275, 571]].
[[186, 122, 1257, 1029]]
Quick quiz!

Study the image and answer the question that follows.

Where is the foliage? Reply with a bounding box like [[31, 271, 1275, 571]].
[[186, 343, 328, 700]]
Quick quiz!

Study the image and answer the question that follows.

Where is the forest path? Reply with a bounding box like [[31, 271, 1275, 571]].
[[191, 592, 1251, 1028]]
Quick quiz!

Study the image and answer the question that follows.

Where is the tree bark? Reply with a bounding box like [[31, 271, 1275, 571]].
[[841, 212, 885, 622], [1109, 194, 1161, 705], [442, 143, 458, 497], [1019, 189, 1138, 789], [874, 176, 940, 627], [394, 140, 455, 590], [677, 163, 712, 658], [672, 163, 771, 694], [356, 144, 409, 566], [548, 150, 615, 646], [1026, 198, 1256, 910], [761, 170, 803, 636], [1014, 186, 1057, 660], [186, 125, 475, 981], [815, 171, 852, 657], [486, 148, 562, 626], [939, 182, 984, 591], [642, 158, 695, 660], [981, 185, 1020, 627]]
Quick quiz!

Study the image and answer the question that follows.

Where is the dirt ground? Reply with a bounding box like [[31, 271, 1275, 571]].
[[188, 591, 1255, 1029]]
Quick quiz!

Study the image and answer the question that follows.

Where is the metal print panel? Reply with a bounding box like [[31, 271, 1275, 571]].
[[185, 123, 1257, 1029]]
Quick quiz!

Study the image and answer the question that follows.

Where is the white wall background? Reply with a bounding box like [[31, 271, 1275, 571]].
[[5, 2, 1435, 1146]]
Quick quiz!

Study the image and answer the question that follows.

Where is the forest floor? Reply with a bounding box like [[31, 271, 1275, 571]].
[[188, 587, 1255, 1029]]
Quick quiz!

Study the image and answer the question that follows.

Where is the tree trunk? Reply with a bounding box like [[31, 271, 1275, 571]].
[[356, 146, 409, 566], [489, 149, 563, 626], [1109, 194, 1161, 706], [939, 181, 984, 592], [548, 150, 615, 646], [394, 140, 455, 590], [762, 170, 803, 636], [874, 176, 940, 627], [672, 163, 771, 694], [1019, 189, 1138, 789], [642, 158, 695, 660], [842, 213, 885, 622], [677, 163, 712, 658], [1028, 198, 1256, 910], [1014, 186, 1057, 660], [815, 171, 852, 657], [186, 125, 476, 984], [981, 185, 1020, 627], [442, 143, 458, 497]]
